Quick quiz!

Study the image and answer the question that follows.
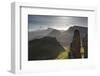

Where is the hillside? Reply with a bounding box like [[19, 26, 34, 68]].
[[28, 36, 65, 60]]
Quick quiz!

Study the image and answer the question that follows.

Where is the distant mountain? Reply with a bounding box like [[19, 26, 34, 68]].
[[47, 28, 61, 37], [28, 28, 54, 41], [28, 36, 65, 60], [28, 26, 88, 47]]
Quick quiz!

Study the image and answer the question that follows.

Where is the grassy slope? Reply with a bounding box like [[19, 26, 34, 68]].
[[56, 47, 69, 59], [56, 47, 84, 59]]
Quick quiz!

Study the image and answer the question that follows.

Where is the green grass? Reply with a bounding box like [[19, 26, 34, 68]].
[[56, 47, 69, 59], [56, 47, 85, 59]]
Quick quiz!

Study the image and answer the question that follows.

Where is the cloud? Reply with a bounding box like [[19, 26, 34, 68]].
[[28, 15, 88, 31]]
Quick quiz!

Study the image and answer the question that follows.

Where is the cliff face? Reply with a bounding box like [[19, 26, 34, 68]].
[[82, 34, 88, 58], [69, 30, 81, 58]]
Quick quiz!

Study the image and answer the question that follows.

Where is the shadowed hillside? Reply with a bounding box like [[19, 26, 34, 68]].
[[28, 36, 66, 60]]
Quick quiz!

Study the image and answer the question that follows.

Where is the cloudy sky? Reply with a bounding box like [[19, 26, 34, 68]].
[[28, 15, 88, 32]]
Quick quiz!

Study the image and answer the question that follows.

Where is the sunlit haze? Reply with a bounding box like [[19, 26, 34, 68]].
[[28, 15, 88, 32]]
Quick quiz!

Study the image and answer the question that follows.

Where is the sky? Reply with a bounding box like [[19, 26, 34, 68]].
[[28, 15, 88, 32]]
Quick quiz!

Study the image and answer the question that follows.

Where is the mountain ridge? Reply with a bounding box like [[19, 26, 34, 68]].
[[28, 26, 88, 47]]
